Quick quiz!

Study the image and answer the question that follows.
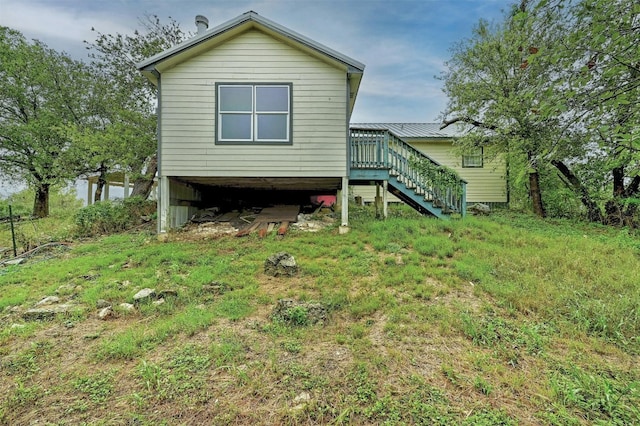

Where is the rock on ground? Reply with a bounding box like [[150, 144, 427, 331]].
[[119, 303, 135, 312], [469, 203, 491, 215], [271, 299, 328, 325], [264, 252, 298, 277], [35, 296, 60, 307], [97, 306, 115, 320], [96, 299, 111, 309], [133, 288, 156, 303], [22, 304, 80, 321]]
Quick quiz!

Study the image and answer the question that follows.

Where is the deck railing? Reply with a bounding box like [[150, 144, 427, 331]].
[[350, 128, 467, 215]]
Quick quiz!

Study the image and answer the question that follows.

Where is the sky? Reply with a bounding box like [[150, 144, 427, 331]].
[[0, 0, 513, 197], [0, 0, 515, 123]]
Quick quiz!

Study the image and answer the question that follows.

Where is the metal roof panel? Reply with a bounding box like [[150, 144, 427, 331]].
[[350, 123, 469, 138]]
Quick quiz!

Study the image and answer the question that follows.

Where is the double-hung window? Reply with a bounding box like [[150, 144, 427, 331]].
[[462, 147, 483, 168], [216, 83, 292, 144]]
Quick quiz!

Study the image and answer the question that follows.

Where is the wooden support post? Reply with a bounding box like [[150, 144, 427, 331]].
[[158, 176, 169, 235], [104, 182, 110, 201], [382, 180, 388, 219], [340, 176, 349, 230], [375, 182, 382, 219]]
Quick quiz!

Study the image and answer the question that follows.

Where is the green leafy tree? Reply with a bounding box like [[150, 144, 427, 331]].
[[441, 0, 639, 224], [536, 0, 640, 225], [84, 15, 189, 200], [0, 27, 95, 217], [439, 1, 564, 217]]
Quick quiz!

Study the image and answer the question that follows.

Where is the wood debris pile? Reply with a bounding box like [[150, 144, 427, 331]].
[[189, 205, 301, 237]]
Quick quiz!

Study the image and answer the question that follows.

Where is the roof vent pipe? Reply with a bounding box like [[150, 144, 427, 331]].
[[195, 15, 209, 35]]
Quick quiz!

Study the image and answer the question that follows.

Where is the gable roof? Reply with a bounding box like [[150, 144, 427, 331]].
[[137, 11, 365, 115], [350, 123, 469, 139], [137, 10, 365, 76]]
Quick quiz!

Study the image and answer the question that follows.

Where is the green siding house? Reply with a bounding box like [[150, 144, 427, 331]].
[[138, 11, 501, 233]]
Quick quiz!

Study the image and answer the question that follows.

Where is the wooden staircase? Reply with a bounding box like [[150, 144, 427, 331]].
[[349, 128, 466, 218]]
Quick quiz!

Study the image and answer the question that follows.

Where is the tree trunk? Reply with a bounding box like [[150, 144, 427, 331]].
[[605, 172, 640, 227], [604, 200, 623, 226], [528, 153, 545, 218], [529, 171, 546, 217], [130, 154, 158, 199], [94, 163, 108, 203], [33, 183, 50, 218], [612, 166, 625, 197], [551, 159, 603, 223]]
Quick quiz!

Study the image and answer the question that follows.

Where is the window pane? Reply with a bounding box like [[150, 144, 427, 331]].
[[220, 114, 252, 140], [256, 86, 289, 112], [463, 156, 482, 167], [463, 148, 483, 167], [219, 86, 252, 112], [256, 114, 288, 140]]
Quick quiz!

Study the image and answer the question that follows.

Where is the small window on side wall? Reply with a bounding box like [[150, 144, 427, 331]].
[[462, 147, 483, 168], [216, 83, 292, 145]]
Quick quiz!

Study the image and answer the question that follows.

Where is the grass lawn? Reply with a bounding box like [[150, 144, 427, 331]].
[[0, 206, 639, 425]]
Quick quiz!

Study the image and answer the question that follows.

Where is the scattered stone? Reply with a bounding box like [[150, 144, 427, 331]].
[[293, 392, 311, 404], [81, 274, 99, 281], [10, 323, 25, 330], [97, 306, 115, 320], [4, 258, 26, 266], [293, 213, 335, 232], [119, 280, 131, 288], [153, 298, 165, 306], [202, 281, 228, 295], [64, 321, 75, 329], [26, 309, 56, 320], [264, 252, 298, 277], [9, 306, 22, 313], [271, 299, 328, 326], [291, 391, 312, 412], [96, 299, 111, 309], [22, 303, 78, 321], [468, 203, 491, 215], [35, 296, 60, 307], [119, 303, 135, 312], [133, 288, 156, 304], [56, 284, 77, 295], [157, 290, 178, 299]]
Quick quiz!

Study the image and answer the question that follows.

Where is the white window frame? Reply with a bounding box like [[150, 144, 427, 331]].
[[462, 147, 483, 168], [216, 83, 292, 145]]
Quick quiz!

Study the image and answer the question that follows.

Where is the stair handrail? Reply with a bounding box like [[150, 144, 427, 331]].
[[350, 127, 467, 215]]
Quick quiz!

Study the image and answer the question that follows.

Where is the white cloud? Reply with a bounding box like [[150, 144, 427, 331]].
[[0, 0, 134, 56], [0, 0, 509, 123]]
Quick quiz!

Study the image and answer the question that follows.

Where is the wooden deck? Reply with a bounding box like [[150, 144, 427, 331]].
[[349, 128, 466, 218]]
